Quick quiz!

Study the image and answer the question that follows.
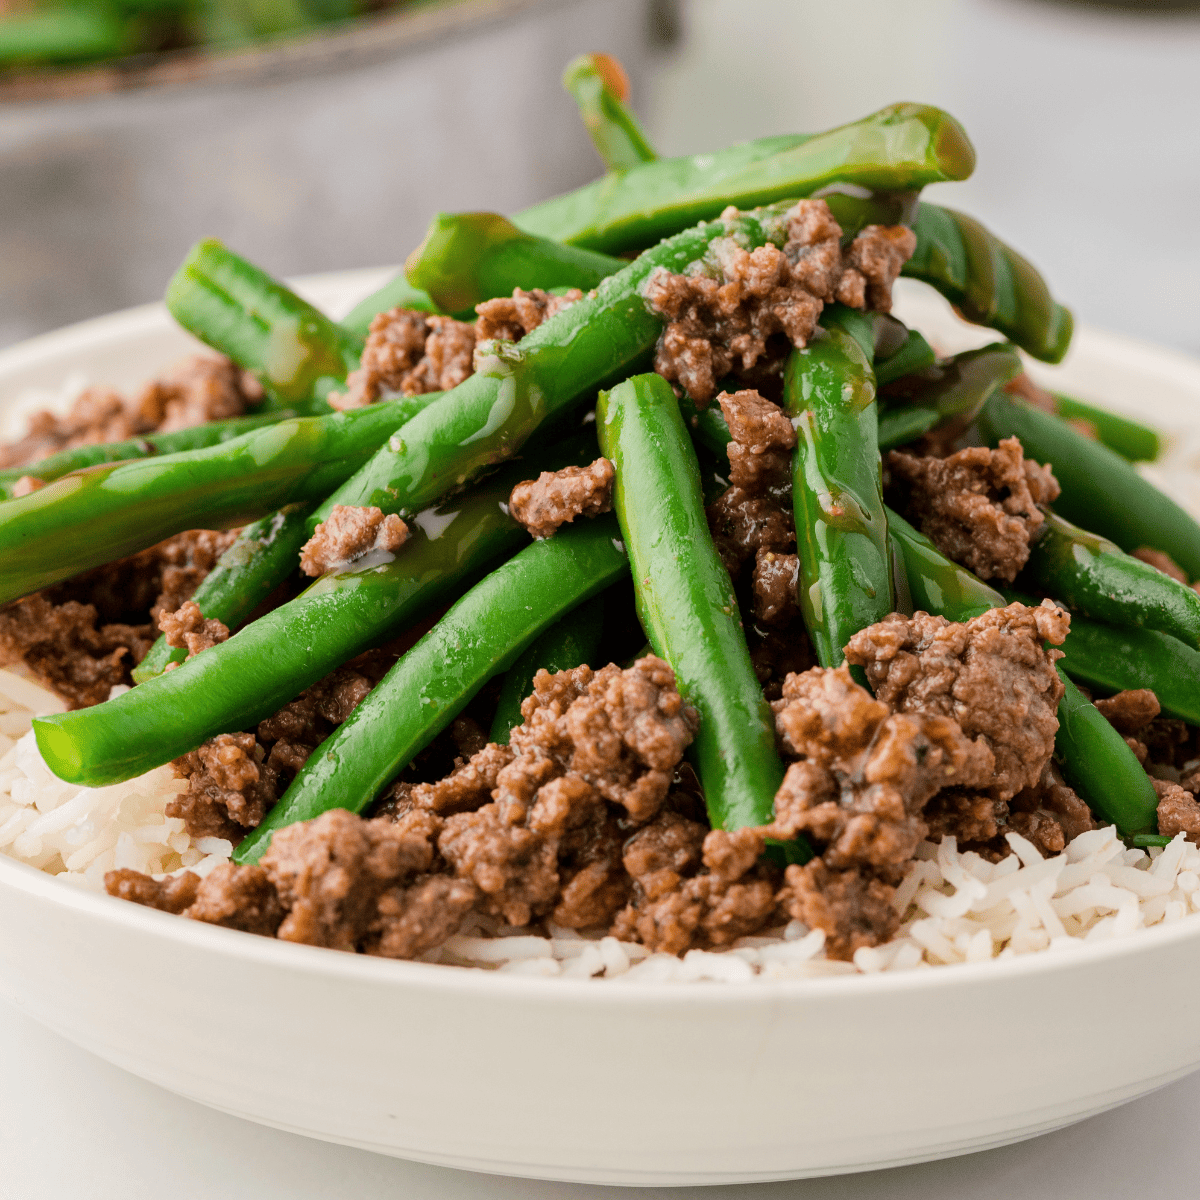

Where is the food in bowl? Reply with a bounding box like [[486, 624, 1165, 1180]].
[[2, 54, 1199, 983]]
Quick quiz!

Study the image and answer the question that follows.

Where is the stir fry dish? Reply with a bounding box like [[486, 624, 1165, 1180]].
[[3, 55, 1198, 969]]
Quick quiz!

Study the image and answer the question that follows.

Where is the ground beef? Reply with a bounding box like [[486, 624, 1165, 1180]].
[[0, 356, 258, 471], [718, 389, 796, 493], [332, 308, 476, 408], [886, 437, 1060, 583], [507, 457, 614, 539], [1155, 779, 1200, 845], [1094, 688, 1161, 735], [769, 665, 994, 869], [749, 626, 816, 702], [11, 475, 43, 497], [157, 599, 229, 658], [706, 486, 794, 575], [1008, 763, 1097, 855], [405, 742, 516, 816], [844, 601, 1069, 801], [644, 199, 916, 405], [184, 863, 286, 936], [169, 732, 278, 842], [299, 505, 408, 576], [778, 860, 899, 961], [105, 867, 200, 914], [474, 287, 583, 343], [752, 549, 799, 626], [0, 528, 235, 708]]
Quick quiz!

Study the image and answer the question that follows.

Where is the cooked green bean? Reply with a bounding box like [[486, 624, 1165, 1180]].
[[33, 434, 600, 787], [234, 516, 628, 863], [516, 103, 974, 253], [562, 52, 658, 171], [785, 308, 893, 668], [488, 593, 606, 745], [1054, 668, 1159, 836], [597, 372, 787, 833], [980, 391, 1200, 577], [166, 239, 363, 413], [0, 410, 296, 499], [903, 203, 1073, 363], [1026, 511, 1200, 652], [1049, 392, 1160, 462], [873, 321, 936, 387], [404, 212, 623, 317]]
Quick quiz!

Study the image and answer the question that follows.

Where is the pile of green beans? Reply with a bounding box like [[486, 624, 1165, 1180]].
[[14, 61, 1192, 867]]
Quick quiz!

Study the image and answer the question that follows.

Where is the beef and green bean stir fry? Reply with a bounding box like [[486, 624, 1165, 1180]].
[[4, 56, 1196, 964]]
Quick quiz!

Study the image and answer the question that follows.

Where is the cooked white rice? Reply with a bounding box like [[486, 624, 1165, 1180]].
[[4, 668, 1199, 981]]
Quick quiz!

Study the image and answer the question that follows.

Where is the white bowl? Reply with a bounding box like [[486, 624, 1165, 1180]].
[[2, 275, 1200, 1186]]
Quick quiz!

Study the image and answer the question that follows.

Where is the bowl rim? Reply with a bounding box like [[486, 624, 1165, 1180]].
[[4, 280, 1200, 1009]]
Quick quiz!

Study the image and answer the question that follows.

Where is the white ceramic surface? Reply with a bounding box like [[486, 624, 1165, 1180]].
[[2, 275, 1200, 1186]]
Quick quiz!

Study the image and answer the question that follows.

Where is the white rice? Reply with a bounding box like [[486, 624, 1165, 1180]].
[[4, 665, 1199, 981]]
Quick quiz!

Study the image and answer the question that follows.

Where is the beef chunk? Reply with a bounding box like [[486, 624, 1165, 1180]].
[[372, 875, 478, 959], [474, 287, 582, 343], [169, 733, 278, 842], [886, 437, 1060, 583], [718, 389, 796, 493], [844, 601, 1069, 801], [778, 860, 900, 961], [769, 666, 994, 869], [407, 742, 516, 816], [105, 867, 200, 914], [1155, 779, 1200, 845], [749, 625, 816, 702], [923, 788, 1009, 848], [752, 549, 799, 626], [332, 308, 476, 408], [1093, 688, 1161, 736], [508, 457, 614, 540], [706, 486, 794, 575], [185, 863, 285, 936], [157, 599, 229, 658], [299, 504, 408, 576], [644, 199, 916, 405], [262, 809, 442, 951]]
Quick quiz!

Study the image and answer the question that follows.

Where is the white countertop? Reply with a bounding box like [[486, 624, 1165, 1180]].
[[3, 997, 1197, 1199]]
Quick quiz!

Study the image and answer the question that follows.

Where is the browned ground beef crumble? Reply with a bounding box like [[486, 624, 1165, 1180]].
[[299, 504, 409, 577], [644, 199, 916, 406], [886, 438, 1061, 583], [508, 457, 614, 540], [0, 355, 260, 471], [0, 529, 236, 707], [475, 287, 584, 343], [157, 599, 229, 660]]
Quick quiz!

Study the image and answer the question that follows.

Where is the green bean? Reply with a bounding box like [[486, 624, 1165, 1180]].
[[903, 203, 1073, 363], [1054, 668, 1159, 836], [488, 593, 607, 745], [980, 391, 1200, 576], [886, 512, 1159, 835], [1025, 511, 1200, 652], [0, 396, 433, 606], [234, 516, 628, 863], [1001, 588, 1200, 726], [0, 410, 297, 499], [32, 433, 600, 787], [1048, 392, 1160, 463], [1131, 834, 1175, 849], [785, 308, 893, 668], [876, 342, 1023, 450], [314, 197, 892, 532], [562, 52, 658, 171], [873, 321, 936, 387], [404, 212, 624, 317], [516, 103, 974, 253], [597, 372, 786, 832], [130, 503, 315, 683], [340, 274, 438, 338], [166, 239, 364, 413]]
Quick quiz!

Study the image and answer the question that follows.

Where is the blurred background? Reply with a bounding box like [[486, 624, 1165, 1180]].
[[1, 0, 1198, 353]]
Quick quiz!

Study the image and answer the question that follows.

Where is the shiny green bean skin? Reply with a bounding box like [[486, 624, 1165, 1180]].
[[887, 507, 1005, 620], [340, 273, 438, 337], [785, 313, 893, 668], [1054, 668, 1159, 836], [234, 517, 628, 863], [516, 103, 974, 253], [877, 407, 939, 451], [903, 203, 1073, 363], [0, 399, 424, 605], [166, 239, 364, 412], [1025, 511, 1200, 652], [597, 372, 786, 832], [1002, 588, 1200, 726], [979, 392, 1200, 576], [404, 212, 624, 317], [1050, 392, 1160, 462], [0, 410, 296, 499], [873, 324, 936, 387], [131, 503, 314, 683], [488, 593, 606, 745], [562, 52, 658, 171]]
